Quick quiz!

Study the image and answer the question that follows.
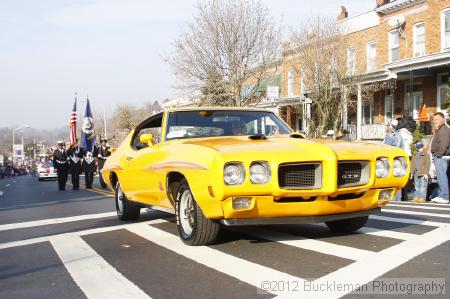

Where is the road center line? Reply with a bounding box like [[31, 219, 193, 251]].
[[51, 234, 151, 299], [0, 212, 117, 232]]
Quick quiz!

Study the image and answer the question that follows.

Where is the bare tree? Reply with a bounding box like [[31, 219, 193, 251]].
[[289, 16, 390, 136], [168, 0, 281, 106], [111, 104, 141, 133]]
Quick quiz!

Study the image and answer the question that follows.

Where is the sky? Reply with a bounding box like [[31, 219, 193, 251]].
[[0, 0, 376, 129]]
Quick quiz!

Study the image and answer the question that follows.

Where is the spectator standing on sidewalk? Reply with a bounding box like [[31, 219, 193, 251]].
[[384, 121, 403, 148], [384, 121, 404, 201], [392, 108, 415, 157], [410, 141, 431, 203], [430, 112, 450, 204], [418, 103, 431, 135]]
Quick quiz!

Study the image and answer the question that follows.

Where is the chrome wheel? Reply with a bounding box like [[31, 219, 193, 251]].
[[179, 189, 195, 236]]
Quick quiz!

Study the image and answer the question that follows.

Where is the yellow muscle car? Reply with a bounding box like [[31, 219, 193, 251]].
[[102, 108, 409, 245]]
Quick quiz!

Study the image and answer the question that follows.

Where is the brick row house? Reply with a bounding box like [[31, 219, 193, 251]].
[[268, 0, 450, 139]]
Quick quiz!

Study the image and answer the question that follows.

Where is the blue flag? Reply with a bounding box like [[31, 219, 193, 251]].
[[80, 98, 96, 152]]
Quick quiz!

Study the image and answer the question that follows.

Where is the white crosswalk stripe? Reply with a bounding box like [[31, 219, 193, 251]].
[[51, 234, 151, 299], [127, 223, 305, 295], [371, 215, 449, 227], [381, 208, 450, 219], [237, 227, 374, 261], [387, 203, 450, 211], [312, 223, 418, 240], [0, 212, 117, 232]]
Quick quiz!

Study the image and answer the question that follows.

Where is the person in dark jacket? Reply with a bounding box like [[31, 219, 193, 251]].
[[67, 140, 83, 190], [393, 109, 415, 156], [82, 146, 98, 189], [410, 142, 431, 203], [97, 138, 111, 188], [430, 112, 450, 203], [53, 140, 69, 191]]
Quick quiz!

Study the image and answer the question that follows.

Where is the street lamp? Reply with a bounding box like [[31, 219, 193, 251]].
[[12, 125, 30, 165]]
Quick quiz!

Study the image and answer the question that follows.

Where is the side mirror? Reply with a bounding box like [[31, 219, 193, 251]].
[[139, 134, 154, 147], [108, 148, 117, 153]]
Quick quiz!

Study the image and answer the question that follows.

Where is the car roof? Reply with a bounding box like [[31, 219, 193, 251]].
[[164, 107, 273, 113]]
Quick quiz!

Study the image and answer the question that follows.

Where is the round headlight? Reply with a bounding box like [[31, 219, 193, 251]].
[[393, 157, 408, 177], [376, 158, 390, 178], [224, 163, 245, 185], [250, 162, 271, 184]]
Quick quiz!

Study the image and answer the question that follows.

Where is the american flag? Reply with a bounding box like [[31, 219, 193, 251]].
[[69, 97, 77, 144]]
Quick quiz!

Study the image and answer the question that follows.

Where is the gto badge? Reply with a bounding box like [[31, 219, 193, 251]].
[[341, 174, 360, 180]]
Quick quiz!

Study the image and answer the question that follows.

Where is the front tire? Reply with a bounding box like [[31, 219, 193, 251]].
[[175, 179, 220, 246], [115, 182, 141, 221], [325, 216, 368, 232]]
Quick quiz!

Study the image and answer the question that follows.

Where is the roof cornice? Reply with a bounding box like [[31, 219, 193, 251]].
[[375, 0, 426, 15]]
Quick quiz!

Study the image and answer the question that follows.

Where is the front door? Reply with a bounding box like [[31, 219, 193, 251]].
[[404, 91, 422, 120]]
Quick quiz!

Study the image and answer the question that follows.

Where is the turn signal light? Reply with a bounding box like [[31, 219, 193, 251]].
[[232, 197, 252, 210]]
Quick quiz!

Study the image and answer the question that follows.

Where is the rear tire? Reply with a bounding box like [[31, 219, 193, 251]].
[[115, 182, 141, 221], [325, 216, 368, 232], [175, 179, 220, 246]]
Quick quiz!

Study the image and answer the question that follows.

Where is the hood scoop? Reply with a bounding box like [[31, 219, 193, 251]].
[[290, 133, 305, 139], [248, 134, 268, 140]]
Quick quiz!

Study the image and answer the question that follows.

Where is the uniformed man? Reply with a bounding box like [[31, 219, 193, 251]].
[[53, 140, 69, 191], [97, 138, 111, 188], [67, 139, 83, 190], [82, 146, 98, 189]]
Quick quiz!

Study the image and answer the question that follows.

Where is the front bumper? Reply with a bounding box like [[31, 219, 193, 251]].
[[221, 207, 380, 226], [217, 188, 396, 220]]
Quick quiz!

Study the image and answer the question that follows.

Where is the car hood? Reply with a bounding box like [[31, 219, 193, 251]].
[[182, 136, 406, 161]]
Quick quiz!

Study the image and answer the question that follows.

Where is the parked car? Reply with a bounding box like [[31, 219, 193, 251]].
[[37, 161, 57, 181], [102, 108, 410, 246]]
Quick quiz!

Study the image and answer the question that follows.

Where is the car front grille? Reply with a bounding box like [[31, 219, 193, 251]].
[[337, 161, 370, 188], [278, 163, 322, 189]]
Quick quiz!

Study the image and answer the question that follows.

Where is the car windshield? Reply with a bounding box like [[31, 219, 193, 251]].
[[165, 110, 292, 140], [40, 161, 53, 168]]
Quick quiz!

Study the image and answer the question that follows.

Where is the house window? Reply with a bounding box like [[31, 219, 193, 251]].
[[300, 68, 305, 95], [442, 9, 450, 50], [347, 47, 356, 76], [287, 69, 294, 97], [367, 41, 376, 72], [363, 102, 373, 125], [437, 73, 449, 111], [389, 30, 400, 62], [413, 23, 425, 57], [384, 88, 393, 122]]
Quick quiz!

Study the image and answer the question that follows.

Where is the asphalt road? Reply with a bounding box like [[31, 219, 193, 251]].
[[0, 175, 449, 299]]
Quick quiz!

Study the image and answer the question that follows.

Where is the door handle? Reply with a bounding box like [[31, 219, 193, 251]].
[[126, 156, 133, 161]]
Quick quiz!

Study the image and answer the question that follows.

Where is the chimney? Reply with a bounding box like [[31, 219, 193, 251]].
[[376, 0, 390, 7], [336, 6, 348, 21]]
